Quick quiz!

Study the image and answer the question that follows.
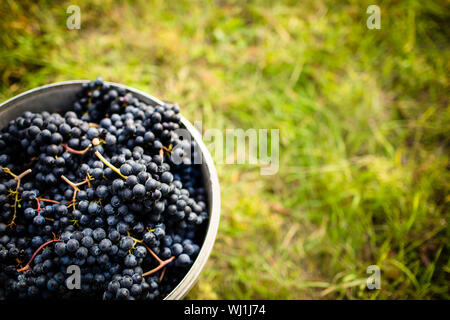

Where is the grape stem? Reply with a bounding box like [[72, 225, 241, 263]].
[[63, 143, 92, 155], [142, 244, 175, 277], [127, 234, 144, 251], [35, 197, 60, 216], [92, 138, 100, 146], [17, 236, 61, 272], [61, 175, 91, 209], [162, 144, 173, 156], [2, 168, 32, 227], [159, 266, 167, 282], [127, 235, 173, 279], [94, 151, 128, 179]]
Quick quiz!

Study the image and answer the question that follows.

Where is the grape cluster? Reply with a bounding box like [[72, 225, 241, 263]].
[[0, 78, 208, 300]]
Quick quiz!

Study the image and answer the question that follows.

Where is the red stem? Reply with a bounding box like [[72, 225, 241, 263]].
[[159, 267, 167, 282], [146, 245, 163, 263], [35, 198, 41, 215], [61, 175, 91, 210], [39, 198, 61, 204], [142, 256, 175, 277], [17, 238, 61, 272], [35, 198, 60, 216], [63, 144, 92, 155]]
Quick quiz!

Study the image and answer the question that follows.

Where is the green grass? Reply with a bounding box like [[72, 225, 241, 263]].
[[0, 0, 448, 299]]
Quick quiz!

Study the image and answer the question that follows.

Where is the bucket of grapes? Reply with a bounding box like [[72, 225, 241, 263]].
[[0, 79, 220, 300]]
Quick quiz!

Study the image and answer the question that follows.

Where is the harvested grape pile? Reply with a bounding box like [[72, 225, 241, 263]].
[[0, 78, 208, 300]]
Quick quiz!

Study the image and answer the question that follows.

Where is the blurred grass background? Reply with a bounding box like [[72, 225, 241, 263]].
[[0, 0, 449, 299]]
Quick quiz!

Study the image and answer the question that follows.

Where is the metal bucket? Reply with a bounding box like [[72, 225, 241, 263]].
[[0, 81, 221, 300]]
